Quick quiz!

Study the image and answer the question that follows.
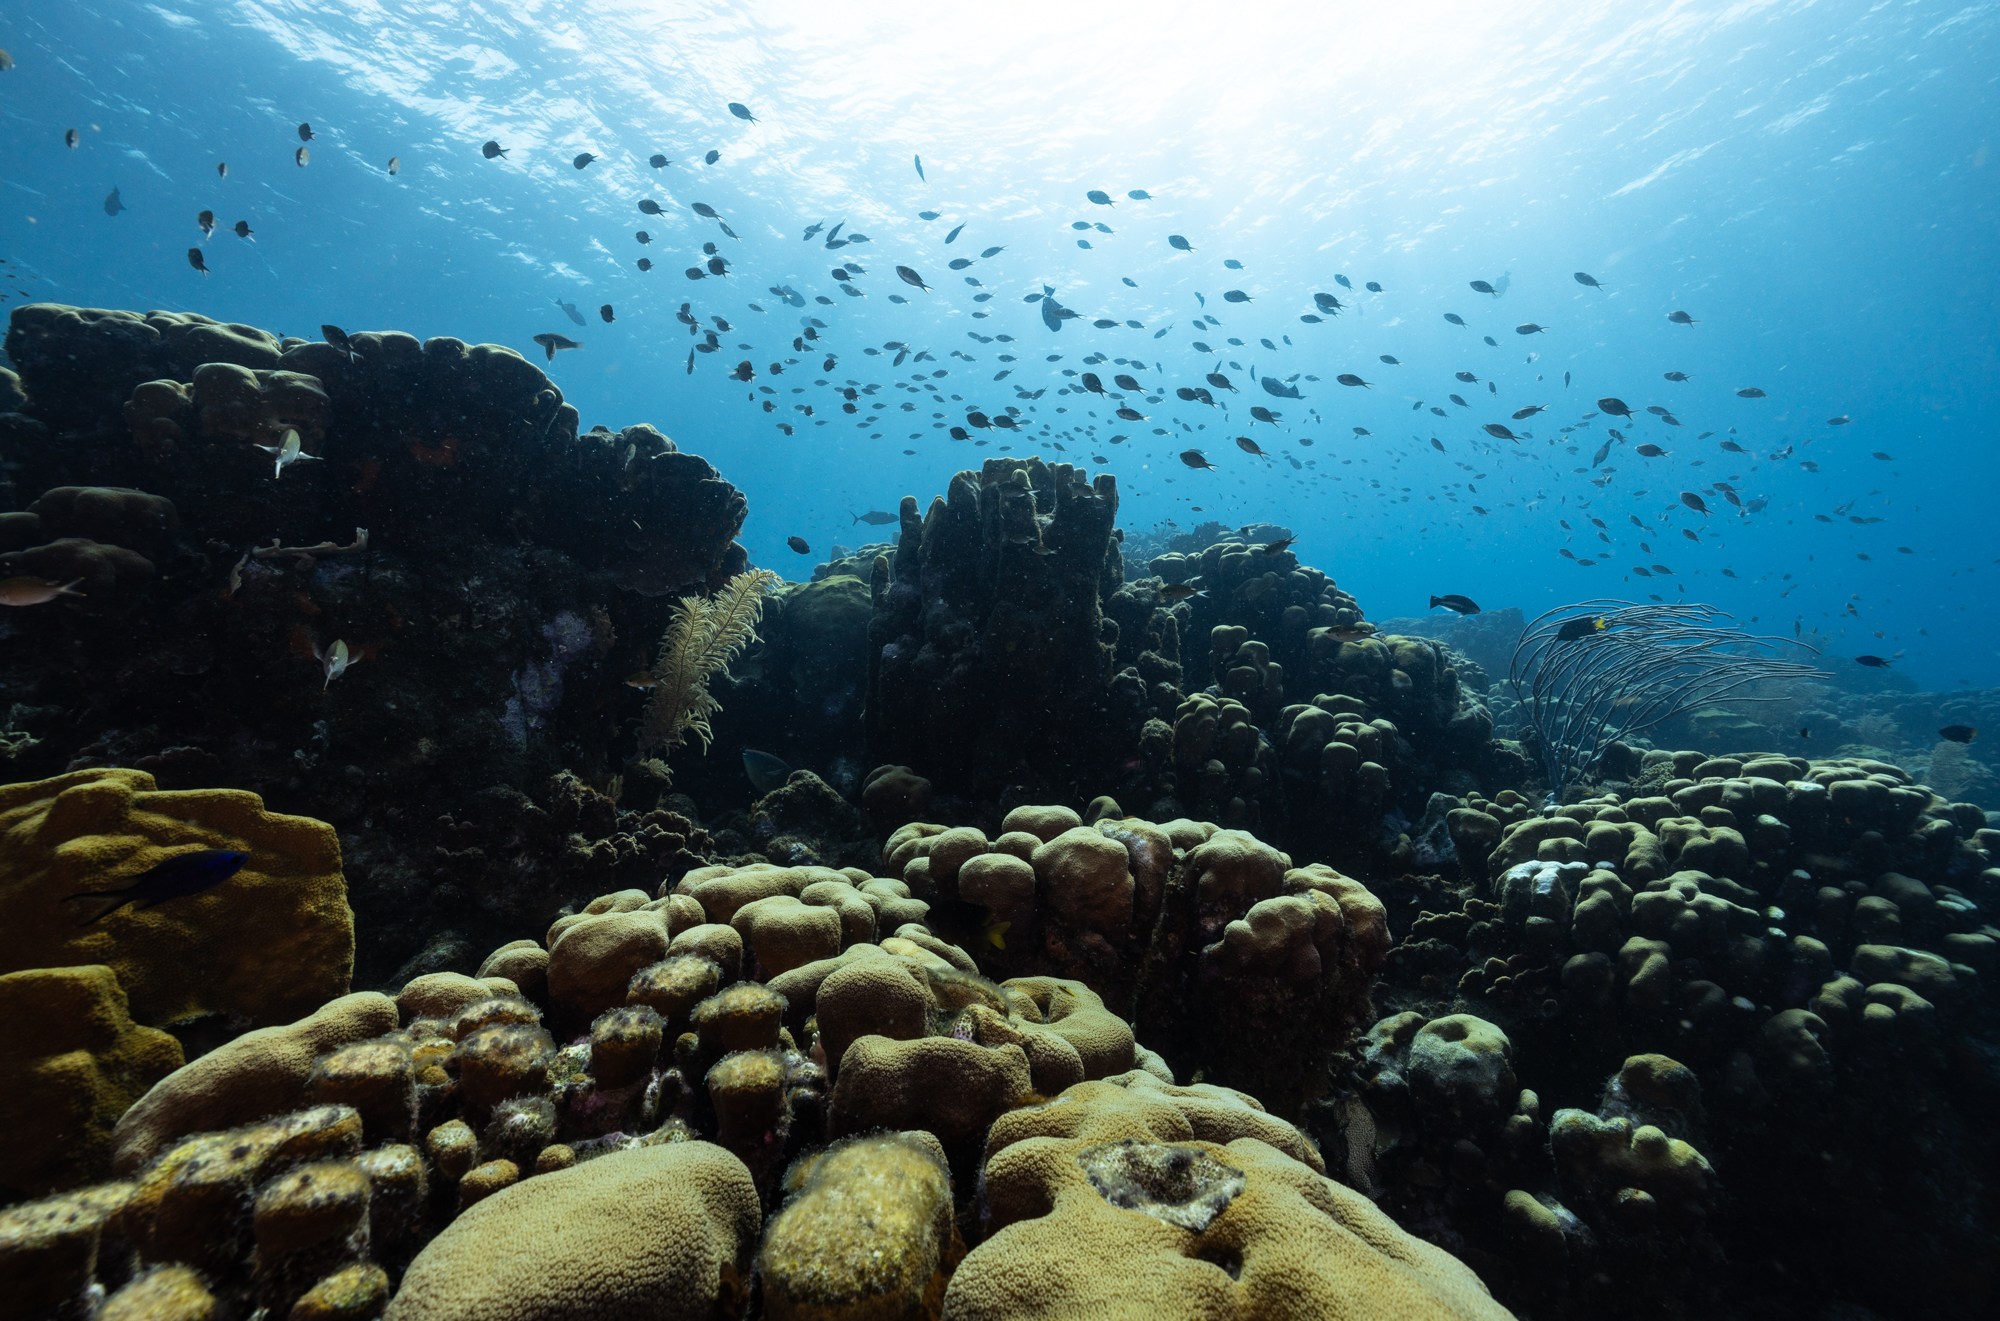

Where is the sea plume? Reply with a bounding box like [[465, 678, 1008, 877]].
[[638, 567, 779, 761]]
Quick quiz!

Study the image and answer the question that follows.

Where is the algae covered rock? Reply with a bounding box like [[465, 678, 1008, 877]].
[[758, 1132, 959, 1320]]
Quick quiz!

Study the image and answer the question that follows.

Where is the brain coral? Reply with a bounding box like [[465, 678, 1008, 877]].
[[0, 767, 352, 1029], [385, 1142, 760, 1321], [949, 1070, 1513, 1319]]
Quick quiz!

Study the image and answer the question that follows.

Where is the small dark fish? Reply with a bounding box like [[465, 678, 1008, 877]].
[[385, 155, 400, 175], [731, 360, 755, 382], [103, 186, 125, 216], [1556, 616, 1606, 642], [1516, 323, 1547, 335], [637, 257, 653, 271], [638, 198, 664, 215], [1667, 310, 1697, 325], [599, 304, 615, 323], [703, 148, 721, 164], [233, 219, 253, 239], [707, 255, 728, 276], [198, 209, 215, 237], [1469, 279, 1497, 295], [980, 245, 1004, 259], [1736, 387, 1767, 398], [217, 161, 228, 177], [1234, 435, 1267, 457], [573, 152, 596, 169], [532, 333, 580, 361], [1597, 397, 1636, 421], [1086, 189, 1115, 206], [1335, 274, 1353, 290], [1167, 234, 1194, 252], [556, 298, 586, 326], [321, 324, 355, 358], [727, 101, 757, 122], [1430, 594, 1480, 615], [1179, 449, 1215, 469], [853, 509, 898, 526], [64, 128, 79, 148], [187, 247, 209, 275], [68, 849, 249, 924], [1127, 188, 1151, 200], [1444, 312, 1465, 326], [1365, 281, 1383, 292], [1159, 582, 1202, 603], [1482, 423, 1519, 441], [1335, 374, 1370, 388], [1574, 272, 1603, 289], [1512, 405, 1545, 419], [1663, 371, 1690, 382], [1263, 536, 1297, 554], [1635, 443, 1668, 457], [1854, 655, 1891, 669], [896, 265, 931, 291], [1222, 289, 1252, 303], [294, 146, 310, 167], [1679, 491, 1708, 515], [786, 536, 811, 555], [1939, 724, 1977, 744], [948, 257, 974, 270], [636, 230, 652, 244], [298, 122, 314, 142], [692, 201, 721, 219], [649, 153, 671, 168], [482, 140, 507, 159], [914, 153, 925, 181], [945, 222, 966, 244]]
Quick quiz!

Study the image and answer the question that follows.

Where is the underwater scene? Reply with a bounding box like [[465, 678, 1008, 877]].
[[1, 1, 1997, 1317]]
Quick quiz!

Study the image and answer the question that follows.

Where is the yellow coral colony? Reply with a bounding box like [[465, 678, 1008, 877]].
[[639, 567, 779, 762], [0, 767, 353, 1029]]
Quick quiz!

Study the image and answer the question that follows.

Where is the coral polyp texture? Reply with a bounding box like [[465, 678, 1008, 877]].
[[2, 303, 1996, 1320]]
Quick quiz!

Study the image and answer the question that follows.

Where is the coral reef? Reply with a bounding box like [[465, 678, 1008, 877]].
[[4, 304, 1997, 1321], [865, 457, 1167, 803], [0, 305, 750, 983]]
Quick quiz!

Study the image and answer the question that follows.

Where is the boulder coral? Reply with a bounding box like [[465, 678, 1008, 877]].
[[385, 1142, 760, 1321], [0, 842, 1504, 1317], [887, 805, 1389, 1113], [0, 767, 353, 1029], [949, 1070, 1513, 1319], [0, 964, 184, 1199]]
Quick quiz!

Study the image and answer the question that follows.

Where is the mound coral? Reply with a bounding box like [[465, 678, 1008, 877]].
[[0, 767, 352, 1029]]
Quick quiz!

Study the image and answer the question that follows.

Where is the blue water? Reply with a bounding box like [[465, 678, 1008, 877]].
[[3, 0, 1996, 688]]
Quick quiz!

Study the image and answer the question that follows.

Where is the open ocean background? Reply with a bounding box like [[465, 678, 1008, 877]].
[[2, 0, 1996, 689]]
